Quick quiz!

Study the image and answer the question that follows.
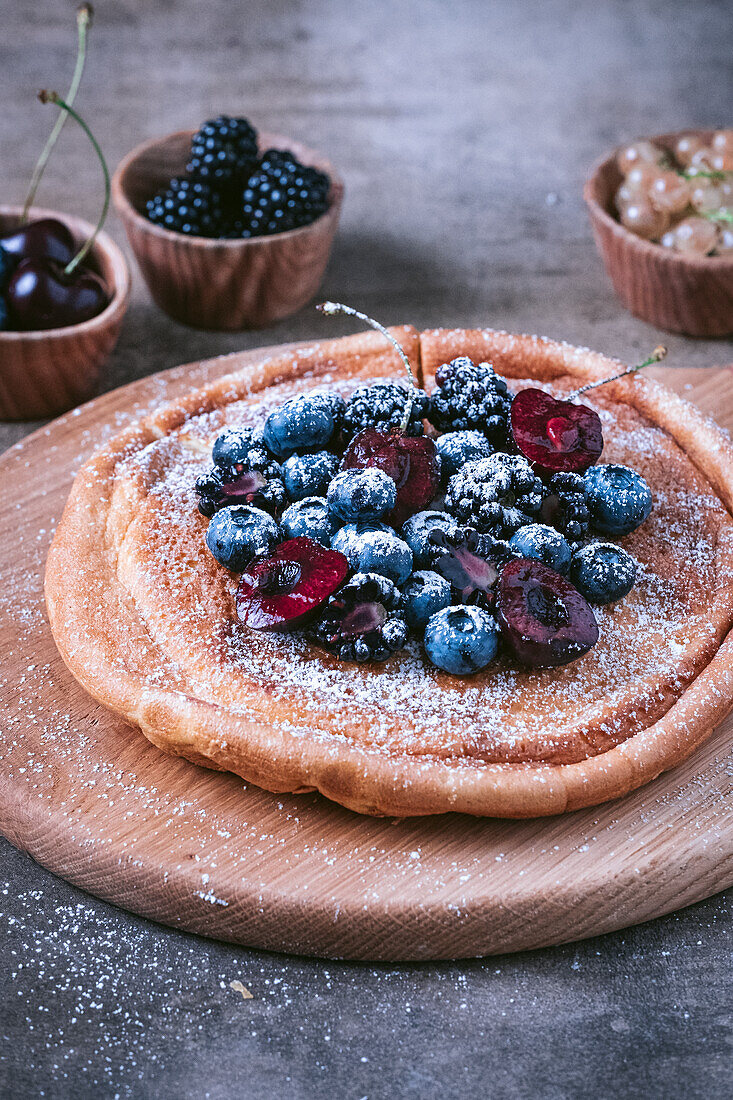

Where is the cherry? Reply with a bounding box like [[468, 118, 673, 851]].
[[236, 537, 349, 631], [0, 218, 75, 266], [511, 389, 603, 476], [7, 257, 108, 330], [496, 558, 598, 668], [341, 428, 440, 527], [511, 347, 667, 478]]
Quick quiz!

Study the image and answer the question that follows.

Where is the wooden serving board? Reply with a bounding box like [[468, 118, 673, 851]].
[[1, 345, 733, 961]]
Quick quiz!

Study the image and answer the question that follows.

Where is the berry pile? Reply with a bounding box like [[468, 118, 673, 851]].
[[613, 131, 733, 254], [193, 330, 654, 677], [146, 115, 331, 240]]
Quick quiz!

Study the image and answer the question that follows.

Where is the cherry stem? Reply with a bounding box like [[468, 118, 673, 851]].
[[37, 89, 109, 277], [568, 346, 667, 400], [22, 5, 93, 225], [317, 301, 419, 433]]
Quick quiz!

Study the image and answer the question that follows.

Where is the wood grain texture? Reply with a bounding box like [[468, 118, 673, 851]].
[[112, 131, 343, 331], [0, 206, 131, 420], [584, 130, 733, 337], [1, 344, 733, 961]]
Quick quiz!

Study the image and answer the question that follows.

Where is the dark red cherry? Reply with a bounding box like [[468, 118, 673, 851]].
[[0, 218, 76, 266], [236, 537, 349, 631], [341, 428, 440, 527], [496, 558, 599, 667], [511, 388, 603, 476], [6, 257, 109, 331]]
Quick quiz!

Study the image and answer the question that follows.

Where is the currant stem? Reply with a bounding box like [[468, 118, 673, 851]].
[[569, 346, 667, 400], [38, 90, 109, 277], [22, 5, 93, 225], [679, 168, 732, 182], [701, 208, 733, 225], [317, 301, 418, 433]]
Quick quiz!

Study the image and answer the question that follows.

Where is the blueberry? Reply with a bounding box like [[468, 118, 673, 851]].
[[263, 394, 334, 457], [402, 570, 452, 633], [584, 464, 652, 536], [509, 524, 572, 574], [212, 426, 268, 467], [570, 542, 636, 604], [309, 389, 346, 432], [327, 468, 396, 523], [280, 496, 337, 546], [434, 430, 493, 484], [400, 510, 458, 569], [205, 505, 280, 571], [282, 450, 339, 501], [424, 605, 499, 675], [337, 528, 413, 585], [331, 521, 392, 557]]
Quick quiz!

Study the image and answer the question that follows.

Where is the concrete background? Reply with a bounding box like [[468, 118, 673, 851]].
[[1, 0, 732, 1096]]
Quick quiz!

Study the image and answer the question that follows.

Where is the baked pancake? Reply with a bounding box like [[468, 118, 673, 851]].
[[45, 327, 733, 817]]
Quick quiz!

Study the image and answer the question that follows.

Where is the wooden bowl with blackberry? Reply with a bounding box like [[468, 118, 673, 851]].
[[584, 128, 733, 336], [112, 116, 344, 331]]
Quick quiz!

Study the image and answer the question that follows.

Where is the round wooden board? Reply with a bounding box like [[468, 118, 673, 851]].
[[2, 344, 733, 961]]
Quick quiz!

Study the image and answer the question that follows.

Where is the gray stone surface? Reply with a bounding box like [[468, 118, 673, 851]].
[[1, 0, 732, 1095]]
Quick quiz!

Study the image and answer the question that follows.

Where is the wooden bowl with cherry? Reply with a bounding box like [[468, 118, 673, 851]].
[[0, 206, 130, 421], [584, 128, 733, 336], [112, 124, 344, 331]]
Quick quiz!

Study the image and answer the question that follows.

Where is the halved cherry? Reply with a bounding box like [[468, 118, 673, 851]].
[[511, 388, 603, 476], [496, 558, 598, 667], [340, 428, 440, 527], [236, 537, 349, 631], [510, 347, 668, 478]]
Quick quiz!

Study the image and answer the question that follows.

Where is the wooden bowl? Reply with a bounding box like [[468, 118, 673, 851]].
[[112, 130, 344, 331], [584, 129, 733, 336], [0, 205, 130, 420]]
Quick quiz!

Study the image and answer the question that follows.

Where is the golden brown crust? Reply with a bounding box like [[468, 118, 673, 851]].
[[45, 327, 733, 817]]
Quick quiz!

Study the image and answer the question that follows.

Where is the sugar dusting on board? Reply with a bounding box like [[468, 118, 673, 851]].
[[0, 860, 730, 1096]]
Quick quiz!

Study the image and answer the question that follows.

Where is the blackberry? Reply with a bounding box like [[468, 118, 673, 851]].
[[241, 149, 331, 236], [145, 178, 225, 237], [427, 526, 518, 607], [342, 382, 430, 440], [187, 116, 259, 186], [428, 357, 512, 446], [445, 453, 544, 538], [308, 572, 408, 663], [540, 472, 590, 543], [195, 446, 286, 518]]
